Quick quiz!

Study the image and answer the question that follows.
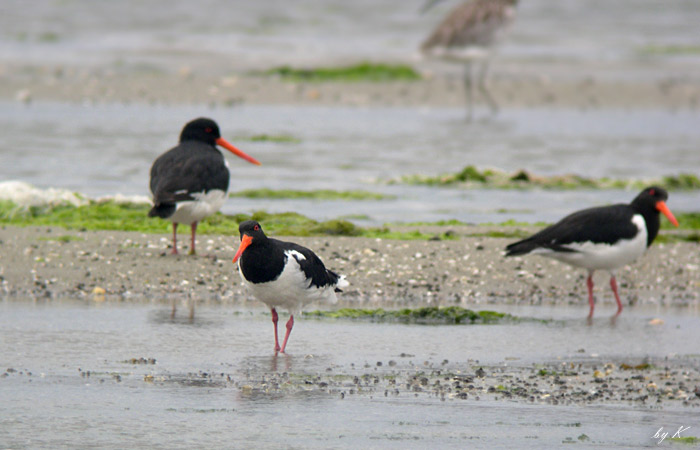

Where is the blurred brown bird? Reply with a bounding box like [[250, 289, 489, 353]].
[[421, 0, 518, 120]]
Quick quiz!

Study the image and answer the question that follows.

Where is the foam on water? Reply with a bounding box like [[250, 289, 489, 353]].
[[0, 180, 88, 207], [0, 180, 150, 208]]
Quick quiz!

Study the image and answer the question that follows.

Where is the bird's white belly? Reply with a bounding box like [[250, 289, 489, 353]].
[[169, 189, 226, 225], [535, 215, 649, 271], [238, 257, 338, 315]]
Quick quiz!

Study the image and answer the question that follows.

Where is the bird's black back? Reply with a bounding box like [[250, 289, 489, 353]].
[[505, 204, 639, 256], [505, 186, 669, 257], [148, 141, 230, 216], [240, 237, 342, 289]]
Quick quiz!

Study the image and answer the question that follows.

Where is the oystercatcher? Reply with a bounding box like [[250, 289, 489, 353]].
[[505, 187, 679, 318], [421, 0, 518, 120], [149, 118, 261, 255], [233, 220, 348, 353]]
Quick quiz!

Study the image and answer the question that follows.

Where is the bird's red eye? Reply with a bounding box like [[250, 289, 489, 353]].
[[649, 188, 655, 196], [254, 224, 260, 231], [205, 127, 213, 133]]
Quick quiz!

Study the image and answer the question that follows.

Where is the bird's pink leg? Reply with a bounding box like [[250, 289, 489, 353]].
[[171, 223, 179, 255], [271, 308, 281, 353], [189, 222, 198, 255], [280, 315, 294, 354], [609, 275, 623, 317], [586, 271, 595, 320]]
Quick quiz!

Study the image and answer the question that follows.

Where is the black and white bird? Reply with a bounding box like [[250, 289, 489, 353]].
[[421, 0, 518, 120], [149, 118, 261, 255], [232, 220, 348, 353], [505, 187, 679, 319]]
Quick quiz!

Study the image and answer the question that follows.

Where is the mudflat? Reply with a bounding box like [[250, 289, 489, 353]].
[[2, 224, 697, 310]]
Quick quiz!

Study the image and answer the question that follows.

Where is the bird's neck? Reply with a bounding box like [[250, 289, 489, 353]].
[[240, 239, 285, 283], [633, 206, 660, 247]]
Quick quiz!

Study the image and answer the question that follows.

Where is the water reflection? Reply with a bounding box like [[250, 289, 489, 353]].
[[2, 300, 699, 447]]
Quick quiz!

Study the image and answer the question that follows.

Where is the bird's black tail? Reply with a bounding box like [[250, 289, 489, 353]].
[[504, 238, 539, 257], [148, 203, 176, 219]]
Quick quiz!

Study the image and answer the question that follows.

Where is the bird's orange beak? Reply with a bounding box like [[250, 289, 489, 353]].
[[233, 235, 254, 263], [216, 137, 261, 166], [656, 201, 679, 227]]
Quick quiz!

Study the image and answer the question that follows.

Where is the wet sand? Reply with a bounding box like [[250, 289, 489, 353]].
[[2, 298, 700, 449], [2, 184, 699, 446], [2, 63, 700, 110], [2, 224, 698, 309]]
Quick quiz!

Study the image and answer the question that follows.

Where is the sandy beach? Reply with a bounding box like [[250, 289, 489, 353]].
[[3, 64, 700, 110], [3, 224, 698, 309], [2, 224, 700, 423]]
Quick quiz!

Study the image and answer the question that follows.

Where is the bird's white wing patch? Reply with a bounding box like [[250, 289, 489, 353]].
[[285, 249, 306, 261]]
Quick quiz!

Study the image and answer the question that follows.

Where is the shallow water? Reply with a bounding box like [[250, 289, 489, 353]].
[[2, 0, 700, 226], [3, 0, 700, 77], [1, 101, 698, 225], [1, 299, 699, 448]]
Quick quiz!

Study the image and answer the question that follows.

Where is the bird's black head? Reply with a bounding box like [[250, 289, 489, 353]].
[[238, 220, 267, 239], [631, 186, 679, 231], [233, 220, 267, 262], [178, 118, 261, 165], [634, 186, 668, 205], [179, 117, 221, 145]]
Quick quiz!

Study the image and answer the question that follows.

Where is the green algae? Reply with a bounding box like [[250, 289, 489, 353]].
[[535, 367, 578, 377], [0, 200, 451, 240], [235, 134, 301, 144], [260, 62, 422, 82], [38, 32, 60, 43], [0, 200, 159, 232], [305, 307, 512, 325], [641, 45, 700, 56], [362, 227, 458, 241], [390, 166, 700, 191], [37, 235, 85, 243], [229, 188, 392, 201], [486, 218, 552, 228], [619, 363, 655, 370], [2, 199, 698, 243], [663, 212, 700, 229], [662, 174, 700, 190], [670, 437, 700, 445], [466, 230, 531, 239], [0, 200, 350, 236]]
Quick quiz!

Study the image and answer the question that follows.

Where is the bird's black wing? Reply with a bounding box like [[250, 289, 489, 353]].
[[505, 204, 638, 256], [149, 143, 230, 204]]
